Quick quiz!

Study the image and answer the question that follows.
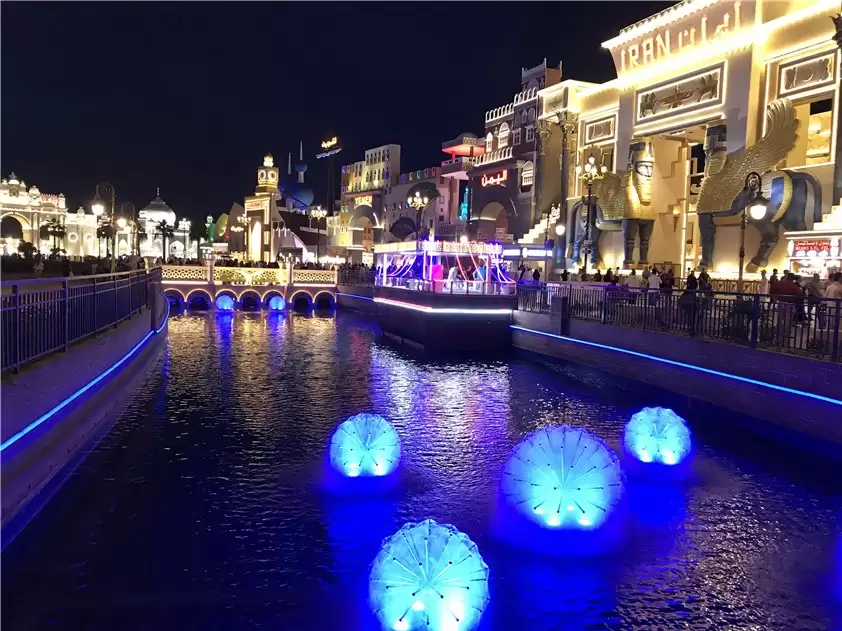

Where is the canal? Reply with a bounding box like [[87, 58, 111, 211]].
[[2, 312, 840, 630]]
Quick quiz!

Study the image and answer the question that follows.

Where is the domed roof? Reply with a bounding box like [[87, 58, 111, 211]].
[[285, 183, 314, 208], [294, 160, 308, 174], [139, 189, 176, 222]]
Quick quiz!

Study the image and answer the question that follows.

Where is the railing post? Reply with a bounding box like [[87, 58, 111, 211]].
[[832, 299, 841, 363], [750, 294, 760, 349], [63, 279, 70, 351], [13, 284, 20, 373], [600, 286, 608, 324], [92, 276, 98, 337], [114, 275, 119, 326]]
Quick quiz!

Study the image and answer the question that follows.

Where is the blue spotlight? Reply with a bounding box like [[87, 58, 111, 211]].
[[624, 407, 692, 465], [501, 426, 624, 530], [215, 294, 235, 311], [329, 413, 400, 478], [370, 519, 490, 631], [267, 295, 286, 311]]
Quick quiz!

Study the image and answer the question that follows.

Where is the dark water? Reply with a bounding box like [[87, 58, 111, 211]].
[[3, 312, 841, 630]]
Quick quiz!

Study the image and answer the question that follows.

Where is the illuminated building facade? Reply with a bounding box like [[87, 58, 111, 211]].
[[539, 0, 841, 277], [0, 173, 98, 257], [333, 144, 402, 262], [138, 190, 197, 260], [457, 60, 563, 245], [382, 166, 460, 241]]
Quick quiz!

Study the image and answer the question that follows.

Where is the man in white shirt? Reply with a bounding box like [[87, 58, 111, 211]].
[[758, 269, 769, 295], [647, 270, 661, 304]]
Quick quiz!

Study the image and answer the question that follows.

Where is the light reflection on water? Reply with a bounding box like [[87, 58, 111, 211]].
[[1, 311, 840, 630]]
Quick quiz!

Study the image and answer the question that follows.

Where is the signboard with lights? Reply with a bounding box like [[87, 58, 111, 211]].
[[481, 170, 508, 187], [354, 195, 373, 207], [245, 198, 269, 214], [316, 136, 343, 159]]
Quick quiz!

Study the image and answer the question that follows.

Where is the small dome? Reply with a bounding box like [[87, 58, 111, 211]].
[[29, 185, 40, 197], [263, 153, 275, 167]]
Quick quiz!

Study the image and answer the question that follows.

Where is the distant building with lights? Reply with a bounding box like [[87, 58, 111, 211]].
[[137, 190, 197, 260], [536, 0, 841, 278], [0, 173, 98, 257], [440, 60, 563, 246]]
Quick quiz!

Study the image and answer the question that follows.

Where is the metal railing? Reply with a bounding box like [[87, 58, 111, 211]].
[[518, 282, 842, 362], [1, 268, 161, 373], [378, 276, 517, 296]]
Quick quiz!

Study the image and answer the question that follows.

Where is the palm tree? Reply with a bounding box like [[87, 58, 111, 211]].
[[96, 224, 114, 257], [136, 224, 147, 256], [155, 220, 175, 263], [44, 218, 67, 256]]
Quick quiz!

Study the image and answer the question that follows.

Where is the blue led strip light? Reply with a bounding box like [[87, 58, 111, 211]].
[[510, 325, 842, 407], [336, 292, 375, 302], [1, 300, 171, 453]]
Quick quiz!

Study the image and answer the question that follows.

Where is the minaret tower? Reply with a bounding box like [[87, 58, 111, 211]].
[[255, 153, 280, 196]]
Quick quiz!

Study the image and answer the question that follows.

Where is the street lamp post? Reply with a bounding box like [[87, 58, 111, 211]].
[[575, 155, 607, 275], [92, 182, 117, 272], [407, 191, 429, 256], [309, 205, 327, 263], [738, 171, 768, 293]]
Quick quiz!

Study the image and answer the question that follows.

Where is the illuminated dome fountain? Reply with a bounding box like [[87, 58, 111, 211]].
[[501, 426, 624, 530], [369, 519, 490, 631], [329, 413, 400, 478], [624, 407, 692, 466]]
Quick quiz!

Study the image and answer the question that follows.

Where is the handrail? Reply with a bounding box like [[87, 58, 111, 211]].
[[1, 267, 159, 289]]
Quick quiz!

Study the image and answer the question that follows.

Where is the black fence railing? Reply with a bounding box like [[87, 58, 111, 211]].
[[1, 268, 161, 373], [518, 282, 842, 363]]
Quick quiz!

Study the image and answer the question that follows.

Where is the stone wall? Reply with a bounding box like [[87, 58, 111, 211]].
[[1, 290, 169, 539], [512, 311, 842, 447]]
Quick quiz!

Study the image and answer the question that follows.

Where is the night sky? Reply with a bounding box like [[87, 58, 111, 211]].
[[2, 2, 671, 224]]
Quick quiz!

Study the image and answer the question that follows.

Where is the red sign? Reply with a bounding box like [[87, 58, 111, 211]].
[[793, 239, 831, 253]]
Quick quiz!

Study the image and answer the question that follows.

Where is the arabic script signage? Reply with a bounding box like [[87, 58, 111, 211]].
[[481, 170, 508, 187], [321, 136, 339, 149], [634, 63, 724, 127], [608, 0, 754, 76], [245, 198, 269, 214]]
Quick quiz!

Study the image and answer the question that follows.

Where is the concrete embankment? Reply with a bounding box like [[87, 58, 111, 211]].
[[0, 291, 169, 542]]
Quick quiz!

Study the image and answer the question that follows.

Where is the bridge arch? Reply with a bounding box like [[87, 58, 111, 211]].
[[261, 288, 286, 304], [288, 289, 314, 309], [237, 289, 262, 310], [313, 290, 336, 308], [185, 288, 213, 310], [164, 288, 186, 303], [214, 288, 237, 301], [236, 288, 262, 301]]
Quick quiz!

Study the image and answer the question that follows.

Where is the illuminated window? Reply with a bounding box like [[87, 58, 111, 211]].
[[525, 125, 534, 142], [521, 161, 534, 187], [512, 128, 521, 145], [528, 107, 536, 122], [498, 122, 510, 148], [486, 132, 494, 152], [416, 170, 421, 179]]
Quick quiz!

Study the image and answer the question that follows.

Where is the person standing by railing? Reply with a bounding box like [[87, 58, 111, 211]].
[[805, 273, 824, 322], [759, 270, 769, 295], [647, 268, 661, 305]]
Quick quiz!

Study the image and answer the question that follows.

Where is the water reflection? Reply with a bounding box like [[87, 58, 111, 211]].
[[1, 312, 839, 631]]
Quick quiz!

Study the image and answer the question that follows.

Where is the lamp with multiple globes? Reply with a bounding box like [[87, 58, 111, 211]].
[[738, 171, 769, 292], [407, 192, 429, 251], [309, 205, 328, 263]]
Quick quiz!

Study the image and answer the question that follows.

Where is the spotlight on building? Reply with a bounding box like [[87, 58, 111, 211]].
[[369, 519, 490, 631], [117, 218, 127, 229]]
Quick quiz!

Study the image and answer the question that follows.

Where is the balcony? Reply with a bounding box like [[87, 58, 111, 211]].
[[440, 157, 474, 179], [472, 147, 513, 168]]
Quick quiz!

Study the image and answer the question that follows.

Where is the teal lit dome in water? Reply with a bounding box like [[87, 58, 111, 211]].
[[215, 294, 234, 311], [267, 295, 285, 311], [624, 407, 692, 465], [501, 426, 624, 530], [370, 519, 490, 631], [329, 413, 400, 477]]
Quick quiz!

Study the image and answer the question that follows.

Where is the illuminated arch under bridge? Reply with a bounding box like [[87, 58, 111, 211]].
[[161, 265, 337, 309]]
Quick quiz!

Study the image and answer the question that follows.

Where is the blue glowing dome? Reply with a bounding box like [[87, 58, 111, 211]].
[[329, 413, 400, 477], [624, 407, 692, 465], [370, 519, 490, 631], [215, 294, 235, 311], [268, 295, 286, 311], [295, 160, 308, 174], [501, 426, 624, 530], [284, 183, 315, 208]]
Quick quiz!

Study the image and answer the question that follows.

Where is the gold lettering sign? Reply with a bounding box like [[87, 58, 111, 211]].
[[606, 0, 754, 76], [354, 195, 373, 207], [321, 137, 339, 149], [481, 170, 508, 187], [245, 198, 269, 213]]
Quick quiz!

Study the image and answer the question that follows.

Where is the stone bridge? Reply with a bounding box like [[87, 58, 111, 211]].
[[161, 265, 338, 308]]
